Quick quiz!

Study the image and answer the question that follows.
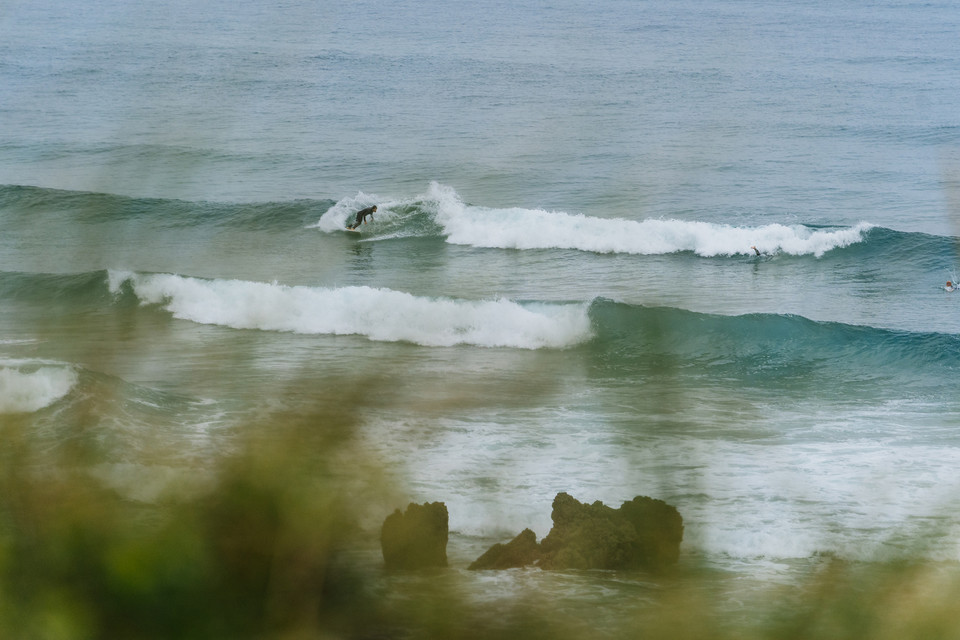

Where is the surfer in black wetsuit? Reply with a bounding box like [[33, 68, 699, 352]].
[[751, 245, 761, 256], [347, 205, 377, 230]]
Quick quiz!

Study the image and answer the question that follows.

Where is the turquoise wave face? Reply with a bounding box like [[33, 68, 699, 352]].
[[0, 184, 334, 232], [0, 270, 122, 306], [586, 299, 960, 393]]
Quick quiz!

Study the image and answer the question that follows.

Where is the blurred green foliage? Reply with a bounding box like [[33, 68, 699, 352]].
[[3, 406, 960, 640], [0, 409, 376, 639]]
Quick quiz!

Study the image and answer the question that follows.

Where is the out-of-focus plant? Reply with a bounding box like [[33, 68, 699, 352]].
[[0, 406, 382, 640], [4, 402, 960, 640]]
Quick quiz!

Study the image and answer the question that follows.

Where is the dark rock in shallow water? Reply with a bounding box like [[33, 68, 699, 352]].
[[468, 528, 540, 570], [617, 494, 685, 567], [469, 493, 683, 572], [381, 502, 448, 570], [539, 492, 683, 570]]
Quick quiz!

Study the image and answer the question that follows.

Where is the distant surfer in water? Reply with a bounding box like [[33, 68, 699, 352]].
[[751, 245, 761, 256], [347, 205, 377, 230], [947, 281, 956, 292]]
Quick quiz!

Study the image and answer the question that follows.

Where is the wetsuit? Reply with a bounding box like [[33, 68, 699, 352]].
[[348, 206, 376, 229]]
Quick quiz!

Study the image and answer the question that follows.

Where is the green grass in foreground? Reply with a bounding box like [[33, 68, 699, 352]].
[[3, 409, 960, 640]]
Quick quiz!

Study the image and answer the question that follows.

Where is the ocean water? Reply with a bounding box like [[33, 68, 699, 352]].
[[2, 0, 960, 622]]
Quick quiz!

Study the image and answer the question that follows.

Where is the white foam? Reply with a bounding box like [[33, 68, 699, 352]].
[[330, 182, 867, 257], [360, 404, 960, 564], [314, 183, 872, 256], [426, 182, 873, 256], [676, 438, 960, 562], [0, 366, 78, 414], [311, 191, 384, 232], [109, 271, 592, 349]]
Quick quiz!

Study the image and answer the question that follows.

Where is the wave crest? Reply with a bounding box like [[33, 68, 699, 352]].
[[110, 271, 593, 349], [319, 182, 873, 256], [0, 364, 78, 414]]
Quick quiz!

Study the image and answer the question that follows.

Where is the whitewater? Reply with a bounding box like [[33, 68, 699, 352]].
[[317, 182, 876, 257], [109, 269, 593, 349]]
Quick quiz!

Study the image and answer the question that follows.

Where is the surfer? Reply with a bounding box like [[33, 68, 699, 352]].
[[751, 245, 761, 256], [947, 281, 956, 292], [347, 205, 377, 230]]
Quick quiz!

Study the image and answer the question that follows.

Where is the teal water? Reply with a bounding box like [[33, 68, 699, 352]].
[[2, 0, 960, 622]]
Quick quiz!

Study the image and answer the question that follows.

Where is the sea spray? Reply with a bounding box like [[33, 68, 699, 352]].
[[0, 364, 77, 414]]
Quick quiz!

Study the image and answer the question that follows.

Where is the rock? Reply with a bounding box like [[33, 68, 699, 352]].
[[380, 502, 448, 570], [468, 493, 683, 572], [618, 495, 685, 567], [468, 528, 540, 570], [540, 493, 683, 570]]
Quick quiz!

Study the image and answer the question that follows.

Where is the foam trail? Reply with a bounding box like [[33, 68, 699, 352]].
[[427, 182, 871, 257], [110, 271, 592, 349], [0, 365, 78, 413]]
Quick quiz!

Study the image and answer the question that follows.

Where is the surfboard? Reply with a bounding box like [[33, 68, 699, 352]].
[[343, 227, 361, 234]]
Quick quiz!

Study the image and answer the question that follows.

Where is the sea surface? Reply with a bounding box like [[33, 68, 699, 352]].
[[2, 0, 960, 626]]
